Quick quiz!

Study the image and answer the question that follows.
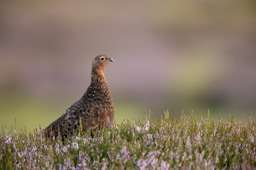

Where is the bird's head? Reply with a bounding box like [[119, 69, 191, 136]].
[[92, 55, 114, 75]]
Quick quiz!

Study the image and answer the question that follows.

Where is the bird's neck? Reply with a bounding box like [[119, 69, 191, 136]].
[[90, 68, 108, 87], [81, 67, 112, 102]]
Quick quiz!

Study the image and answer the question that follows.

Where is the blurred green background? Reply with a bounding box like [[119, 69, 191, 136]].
[[0, 1, 255, 131]]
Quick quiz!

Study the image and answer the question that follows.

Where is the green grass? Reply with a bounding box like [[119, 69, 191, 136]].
[[0, 113, 255, 169], [0, 94, 145, 131]]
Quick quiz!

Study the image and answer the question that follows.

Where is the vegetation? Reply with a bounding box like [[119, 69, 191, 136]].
[[1, 113, 255, 169]]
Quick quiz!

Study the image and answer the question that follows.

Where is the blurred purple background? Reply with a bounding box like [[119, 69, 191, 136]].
[[0, 1, 255, 130]]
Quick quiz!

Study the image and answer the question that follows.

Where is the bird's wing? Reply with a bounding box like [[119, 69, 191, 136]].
[[45, 101, 85, 137], [44, 101, 112, 137]]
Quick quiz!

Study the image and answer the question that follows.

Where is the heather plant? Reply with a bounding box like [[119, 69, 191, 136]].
[[0, 113, 255, 169]]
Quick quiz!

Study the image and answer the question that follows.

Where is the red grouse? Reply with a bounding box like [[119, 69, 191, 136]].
[[45, 55, 115, 138]]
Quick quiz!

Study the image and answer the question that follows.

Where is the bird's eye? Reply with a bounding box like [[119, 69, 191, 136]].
[[100, 57, 105, 61]]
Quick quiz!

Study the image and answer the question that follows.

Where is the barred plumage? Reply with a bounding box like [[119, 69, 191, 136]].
[[44, 55, 114, 138]]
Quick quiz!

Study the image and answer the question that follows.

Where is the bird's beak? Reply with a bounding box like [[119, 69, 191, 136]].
[[108, 58, 114, 62]]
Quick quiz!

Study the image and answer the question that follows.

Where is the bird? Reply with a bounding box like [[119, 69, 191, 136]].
[[44, 55, 115, 138]]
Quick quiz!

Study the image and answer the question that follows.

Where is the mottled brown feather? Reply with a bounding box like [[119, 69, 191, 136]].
[[44, 55, 114, 138]]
